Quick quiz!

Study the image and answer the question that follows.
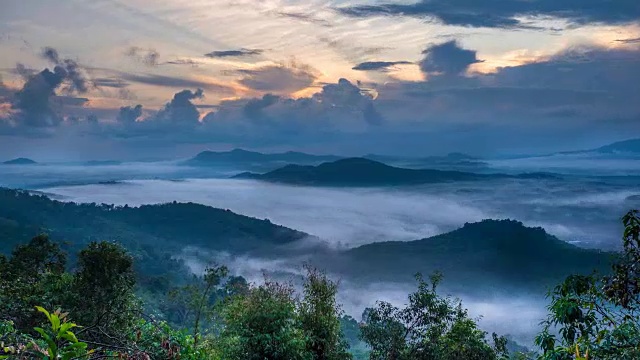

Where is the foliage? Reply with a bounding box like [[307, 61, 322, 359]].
[[299, 266, 352, 360], [0, 235, 69, 331], [31, 306, 89, 360], [221, 279, 311, 360], [535, 210, 640, 359], [360, 272, 508, 360], [167, 265, 229, 344]]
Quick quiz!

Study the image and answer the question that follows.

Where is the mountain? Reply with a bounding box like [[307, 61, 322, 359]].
[[3, 158, 37, 165], [234, 157, 559, 186], [185, 148, 341, 166], [0, 187, 308, 256], [595, 138, 640, 154], [365, 152, 488, 171], [325, 219, 611, 292]]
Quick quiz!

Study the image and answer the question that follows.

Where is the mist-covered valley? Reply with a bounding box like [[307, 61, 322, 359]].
[[2, 151, 637, 347]]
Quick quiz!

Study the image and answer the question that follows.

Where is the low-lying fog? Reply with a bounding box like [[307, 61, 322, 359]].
[[44, 177, 637, 249], [3, 158, 638, 346]]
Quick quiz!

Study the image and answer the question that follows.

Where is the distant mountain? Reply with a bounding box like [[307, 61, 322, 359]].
[[185, 148, 341, 166], [594, 138, 640, 154], [3, 158, 37, 165], [234, 158, 559, 186], [364, 152, 488, 171], [325, 219, 611, 292]]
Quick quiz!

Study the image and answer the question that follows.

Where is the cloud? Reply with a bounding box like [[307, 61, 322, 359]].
[[12, 67, 68, 127], [14, 64, 37, 81], [419, 40, 482, 76], [164, 58, 201, 66], [352, 61, 413, 71], [275, 11, 333, 27], [40, 47, 90, 94], [205, 78, 383, 140], [154, 88, 204, 124], [237, 61, 318, 94], [116, 71, 236, 94], [116, 104, 143, 123], [616, 37, 640, 44], [204, 48, 263, 58], [125, 46, 160, 66], [338, 0, 640, 28], [92, 78, 130, 88]]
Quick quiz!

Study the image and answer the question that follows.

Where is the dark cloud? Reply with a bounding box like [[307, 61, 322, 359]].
[[14, 63, 36, 80], [42, 47, 61, 64], [40, 47, 90, 94], [243, 94, 280, 120], [12, 67, 68, 127], [205, 48, 263, 58], [116, 104, 143, 123], [338, 0, 640, 28], [419, 40, 482, 76], [164, 58, 201, 66], [615, 37, 640, 44], [125, 46, 160, 66], [275, 11, 333, 27], [92, 78, 130, 88], [116, 71, 235, 94], [154, 88, 204, 124], [353, 61, 412, 71], [208, 78, 383, 136], [237, 62, 318, 94]]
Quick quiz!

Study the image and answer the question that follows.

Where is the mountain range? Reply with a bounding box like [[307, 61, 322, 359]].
[[185, 148, 340, 166], [0, 187, 612, 295], [233, 157, 558, 186]]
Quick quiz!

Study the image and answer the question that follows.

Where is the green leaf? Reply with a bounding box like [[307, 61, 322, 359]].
[[35, 306, 52, 323]]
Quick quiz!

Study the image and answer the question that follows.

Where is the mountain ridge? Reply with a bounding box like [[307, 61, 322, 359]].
[[234, 157, 559, 186]]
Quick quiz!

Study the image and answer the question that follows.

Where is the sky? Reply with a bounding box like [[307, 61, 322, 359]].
[[0, 0, 639, 160]]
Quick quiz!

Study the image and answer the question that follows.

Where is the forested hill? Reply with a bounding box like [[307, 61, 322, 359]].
[[234, 157, 558, 186], [0, 187, 308, 257], [328, 219, 612, 292]]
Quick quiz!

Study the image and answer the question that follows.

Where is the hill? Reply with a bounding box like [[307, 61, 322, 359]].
[[2, 157, 37, 165], [0, 187, 309, 280], [234, 157, 558, 186], [326, 219, 611, 293], [595, 138, 640, 154], [185, 148, 341, 166]]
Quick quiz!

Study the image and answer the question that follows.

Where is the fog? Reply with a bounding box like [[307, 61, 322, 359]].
[[4, 158, 639, 346], [178, 246, 546, 346], [43, 176, 638, 249]]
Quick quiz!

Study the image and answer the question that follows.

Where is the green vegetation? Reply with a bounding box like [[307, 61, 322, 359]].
[[336, 219, 611, 293], [535, 210, 640, 359], [0, 185, 638, 359], [360, 273, 508, 360]]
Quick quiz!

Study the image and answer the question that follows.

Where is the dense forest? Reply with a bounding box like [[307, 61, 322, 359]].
[[1, 187, 638, 359]]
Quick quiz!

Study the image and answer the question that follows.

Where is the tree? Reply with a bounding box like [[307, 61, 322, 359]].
[[299, 266, 352, 360], [221, 279, 310, 360], [167, 265, 229, 345], [360, 273, 508, 360], [71, 241, 141, 344], [0, 235, 69, 332], [535, 210, 640, 359]]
